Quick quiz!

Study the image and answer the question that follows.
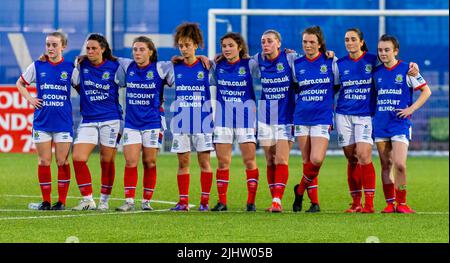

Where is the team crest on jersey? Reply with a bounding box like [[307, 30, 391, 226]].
[[320, 64, 328, 74], [146, 71, 154, 80], [60, 71, 68, 80], [238, 67, 246, 76], [365, 64, 372, 74], [177, 74, 183, 79], [129, 71, 135, 77], [344, 70, 350, 75], [197, 71, 205, 80], [261, 66, 265, 71], [83, 69, 89, 74], [395, 74, 403, 84], [299, 69, 306, 75], [276, 63, 284, 73], [219, 69, 225, 74], [40, 72, 46, 77], [377, 77, 382, 83], [102, 71, 111, 80]]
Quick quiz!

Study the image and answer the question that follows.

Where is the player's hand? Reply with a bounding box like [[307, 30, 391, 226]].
[[76, 55, 88, 65], [325, 50, 335, 58], [284, 48, 295, 54], [38, 54, 48, 62], [28, 97, 43, 109], [214, 54, 224, 63], [407, 62, 419, 77], [395, 107, 414, 118], [197, 55, 211, 70], [171, 55, 184, 64]]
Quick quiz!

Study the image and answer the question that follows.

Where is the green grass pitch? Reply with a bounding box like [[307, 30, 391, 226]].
[[0, 152, 448, 243]]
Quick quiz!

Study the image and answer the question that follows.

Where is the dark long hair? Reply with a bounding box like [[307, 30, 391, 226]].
[[133, 36, 158, 62], [346, 28, 369, 52], [87, 33, 116, 61], [378, 34, 400, 60], [220, 32, 249, 58], [302, 26, 327, 54]]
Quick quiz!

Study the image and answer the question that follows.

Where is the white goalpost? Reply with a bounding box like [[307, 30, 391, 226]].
[[207, 8, 449, 58]]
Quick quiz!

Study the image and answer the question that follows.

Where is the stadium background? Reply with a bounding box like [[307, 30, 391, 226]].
[[0, 0, 448, 153]]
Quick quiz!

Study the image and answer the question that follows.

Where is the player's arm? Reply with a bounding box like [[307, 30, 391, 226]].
[[16, 63, 42, 109], [396, 74, 432, 118]]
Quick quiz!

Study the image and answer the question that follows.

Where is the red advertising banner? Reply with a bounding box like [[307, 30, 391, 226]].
[[0, 86, 36, 153]]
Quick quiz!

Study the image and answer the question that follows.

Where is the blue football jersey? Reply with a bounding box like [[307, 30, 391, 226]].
[[21, 58, 75, 134], [336, 52, 378, 116], [213, 58, 256, 128], [293, 53, 338, 126], [78, 59, 123, 123], [372, 61, 427, 139], [257, 51, 296, 125], [171, 59, 213, 134], [124, 61, 165, 130]]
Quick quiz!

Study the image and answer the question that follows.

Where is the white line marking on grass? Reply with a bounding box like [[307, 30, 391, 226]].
[[0, 209, 170, 221], [1, 194, 185, 206]]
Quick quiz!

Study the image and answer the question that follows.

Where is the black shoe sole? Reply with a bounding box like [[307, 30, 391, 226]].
[[293, 184, 303, 212]]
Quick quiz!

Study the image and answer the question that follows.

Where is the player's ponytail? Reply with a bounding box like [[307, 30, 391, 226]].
[[133, 36, 158, 62], [220, 32, 249, 58], [302, 26, 327, 55], [379, 34, 400, 59], [346, 28, 369, 52], [87, 33, 117, 62]]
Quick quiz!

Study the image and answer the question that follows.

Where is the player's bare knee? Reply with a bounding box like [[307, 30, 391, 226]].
[[143, 160, 156, 169], [38, 159, 51, 166]]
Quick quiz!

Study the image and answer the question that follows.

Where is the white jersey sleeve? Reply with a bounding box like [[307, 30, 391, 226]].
[[21, 62, 36, 85], [249, 56, 260, 79], [116, 57, 132, 87], [71, 67, 79, 87], [156, 61, 173, 81], [209, 60, 217, 86], [407, 73, 427, 91], [165, 62, 175, 87], [332, 56, 339, 85]]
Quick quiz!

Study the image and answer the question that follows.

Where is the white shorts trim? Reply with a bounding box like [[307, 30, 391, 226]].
[[335, 113, 373, 147], [375, 135, 410, 146], [257, 122, 294, 146], [122, 128, 163, 148], [294, 124, 331, 140], [74, 119, 122, 148], [213, 127, 256, 144], [32, 130, 73, 143], [171, 133, 214, 153]]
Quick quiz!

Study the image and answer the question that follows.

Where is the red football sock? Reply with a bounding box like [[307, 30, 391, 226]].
[[361, 163, 376, 207], [383, 183, 396, 204], [73, 161, 93, 197], [297, 162, 321, 196], [200, 171, 213, 205], [177, 173, 190, 205], [124, 166, 138, 199], [57, 164, 71, 204], [246, 168, 259, 204], [38, 165, 52, 203], [266, 165, 275, 198], [306, 177, 319, 205], [347, 162, 362, 205], [396, 188, 407, 205], [143, 166, 157, 200], [101, 161, 114, 195], [273, 164, 289, 200], [216, 169, 229, 205]]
